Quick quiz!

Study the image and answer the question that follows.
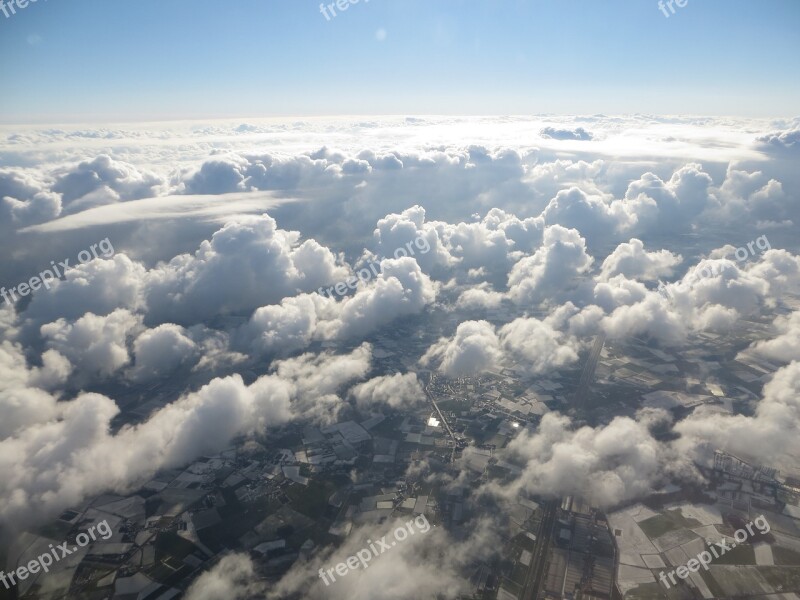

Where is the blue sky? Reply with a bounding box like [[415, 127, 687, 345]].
[[1, 0, 798, 122]]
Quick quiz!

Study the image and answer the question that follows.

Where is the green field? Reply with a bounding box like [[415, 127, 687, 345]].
[[698, 567, 727, 599], [638, 509, 703, 539], [638, 515, 679, 539], [624, 582, 668, 599], [436, 398, 472, 414], [285, 478, 336, 519], [198, 496, 282, 551], [369, 415, 406, 439], [144, 531, 201, 583], [712, 542, 756, 565], [761, 566, 800, 590], [773, 545, 800, 566]]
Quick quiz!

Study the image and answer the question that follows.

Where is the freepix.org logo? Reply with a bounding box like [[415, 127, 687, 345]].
[[1, 520, 113, 591], [657, 235, 771, 301], [319, 0, 370, 22], [1, 238, 115, 306], [658, 514, 771, 588], [318, 235, 431, 298], [318, 514, 431, 587], [1, 0, 44, 19], [658, 0, 688, 18]]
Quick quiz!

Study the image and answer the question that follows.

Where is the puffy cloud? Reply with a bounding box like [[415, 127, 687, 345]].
[[541, 187, 632, 238], [372, 205, 457, 272], [236, 257, 436, 356], [236, 293, 329, 355], [670, 258, 769, 314], [534, 164, 724, 239], [53, 154, 163, 209], [3, 191, 61, 226], [746, 248, 800, 298], [0, 168, 48, 202], [455, 284, 506, 309], [0, 345, 370, 529], [488, 412, 691, 507], [40, 309, 143, 379], [0, 386, 60, 443], [185, 554, 262, 600], [597, 238, 682, 281], [129, 323, 199, 381], [592, 275, 649, 312], [177, 149, 369, 198], [421, 320, 503, 377], [675, 362, 800, 470], [350, 372, 424, 410], [524, 159, 607, 205], [540, 126, 593, 141], [145, 213, 350, 324], [191, 326, 247, 373], [507, 225, 594, 304], [22, 213, 350, 327], [756, 129, 800, 156], [715, 166, 789, 222], [323, 257, 437, 339], [181, 155, 250, 195], [422, 315, 582, 377], [271, 343, 372, 423], [3, 117, 796, 245], [227, 151, 343, 191], [257, 145, 535, 253], [596, 248, 800, 345], [24, 254, 148, 324], [600, 293, 689, 345], [742, 310, 800, 364], [480, 208, 545, 252], [0, 168, 61, 227], [371, 206, 544, 281], [30, 349, 73, 389], [499, 316, 582, 374], [0, 340, 70, 395], [437, 208, 543, 276], [268, 515, 500, 600], [4, 116, 800, 543], [621, 163, 716, 233], [0, 342, 70, 440], [594, 263, 756, 345], [234, 257, 436, 354]]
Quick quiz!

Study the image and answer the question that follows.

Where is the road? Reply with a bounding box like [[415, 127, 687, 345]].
[[521, 499, 559, 600], [423, 381, 458, 462], [573, 332, 606, 411]]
